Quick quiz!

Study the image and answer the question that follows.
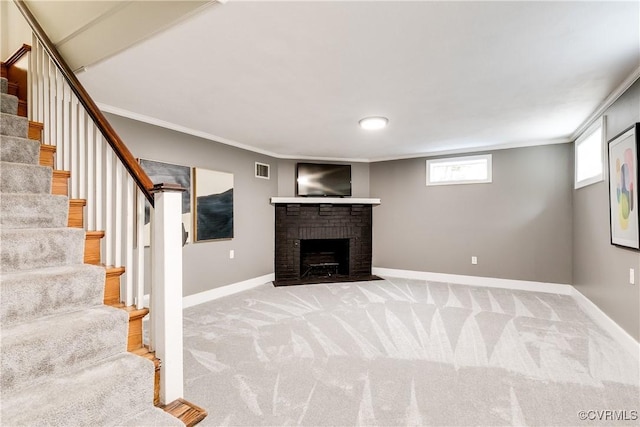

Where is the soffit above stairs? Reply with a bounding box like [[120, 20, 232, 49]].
[[23, 0, 214, 71]]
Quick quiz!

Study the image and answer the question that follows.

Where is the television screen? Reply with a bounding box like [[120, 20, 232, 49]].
[[296, 163, 352, 197]]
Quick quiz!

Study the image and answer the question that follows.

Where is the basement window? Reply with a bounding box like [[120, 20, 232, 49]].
[[426, 154, 492, 186], [575, 117, 605, 189]]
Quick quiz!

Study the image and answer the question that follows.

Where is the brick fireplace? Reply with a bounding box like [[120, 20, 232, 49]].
[[271, 197, 381, 286]]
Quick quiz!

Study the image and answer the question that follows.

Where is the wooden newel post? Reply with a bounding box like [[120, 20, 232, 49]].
[[150, 183, 185, 404]]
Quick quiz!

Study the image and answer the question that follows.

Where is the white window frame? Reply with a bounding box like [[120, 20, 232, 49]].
[[574, 116, 606, 189], [426, 154, 492, 186]]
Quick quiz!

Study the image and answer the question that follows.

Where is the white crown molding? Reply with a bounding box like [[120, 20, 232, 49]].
[[369, 137, 572, 163], [97, 105, 575, 164], [96, 65, 640, 162], [98, 103, 371, 163], [98, 103, 283, 158], [571, 65, 640, 141], [273, 152, 371, 163]]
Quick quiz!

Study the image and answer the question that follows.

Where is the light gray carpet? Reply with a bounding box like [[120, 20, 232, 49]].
[[0, 135, 41, 165], [183, 277, 639, 426], [1, 92, 18, 114]]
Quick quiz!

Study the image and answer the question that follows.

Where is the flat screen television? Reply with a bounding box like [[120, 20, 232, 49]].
[[296, 163, 352, 197]]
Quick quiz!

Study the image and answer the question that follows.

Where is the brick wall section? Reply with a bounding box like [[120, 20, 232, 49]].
[[274, 203, 373, 282]]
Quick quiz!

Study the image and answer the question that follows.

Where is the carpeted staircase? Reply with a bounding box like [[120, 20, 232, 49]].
[[0, 76, 184, 426]]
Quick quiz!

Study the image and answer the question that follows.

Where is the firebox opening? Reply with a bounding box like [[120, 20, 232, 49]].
[[300, 239, 350, 279]]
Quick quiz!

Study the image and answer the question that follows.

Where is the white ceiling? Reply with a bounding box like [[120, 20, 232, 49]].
[[77, 1, 640, 162]]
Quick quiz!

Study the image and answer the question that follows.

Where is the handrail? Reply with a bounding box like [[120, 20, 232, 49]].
[[3, 43, 31, 67], [13, 0, 155, 205]]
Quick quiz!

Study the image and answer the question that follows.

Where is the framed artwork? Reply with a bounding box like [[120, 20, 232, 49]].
[[193, 168, 234, 241], [608, 123, 639, 250], [139, 159, 192, 246]]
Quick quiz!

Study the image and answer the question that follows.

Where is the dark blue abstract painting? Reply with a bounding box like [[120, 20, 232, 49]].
[[194, 168, 234, 241]]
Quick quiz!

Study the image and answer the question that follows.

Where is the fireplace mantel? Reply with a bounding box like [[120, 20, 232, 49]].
[[270, 197, 380, 205]]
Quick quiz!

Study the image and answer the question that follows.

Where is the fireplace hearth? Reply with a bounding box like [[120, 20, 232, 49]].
[[271, 198, 381, 286]]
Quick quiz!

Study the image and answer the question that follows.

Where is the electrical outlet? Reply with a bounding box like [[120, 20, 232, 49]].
[[630, 268, 635, 285], [230, 250, 235, 259], [471, 256, 478, 265]]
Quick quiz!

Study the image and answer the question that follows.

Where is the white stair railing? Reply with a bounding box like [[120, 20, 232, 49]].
[[15, 0, 185, 404], [29, 36, 144, 308]]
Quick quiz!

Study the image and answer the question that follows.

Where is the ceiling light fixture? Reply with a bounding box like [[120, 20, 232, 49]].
[[359, 116, 388, 130]]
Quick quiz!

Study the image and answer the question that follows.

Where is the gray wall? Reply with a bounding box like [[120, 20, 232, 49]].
[[573, 80, 640, 340], [277, 159, 370, 197], [106, 114, 278, 297], [370, 144, 573, 284]]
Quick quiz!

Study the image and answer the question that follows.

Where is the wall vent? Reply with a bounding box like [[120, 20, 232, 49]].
[[255, 162, 270, 179]]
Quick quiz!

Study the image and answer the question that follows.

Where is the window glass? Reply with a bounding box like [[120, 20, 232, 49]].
[[575, 118, 605, 189], [427, 154, 492, 186]]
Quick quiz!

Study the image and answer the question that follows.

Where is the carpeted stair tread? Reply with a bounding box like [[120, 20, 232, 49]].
[[0, 112, 28, 137], [0, 161, 51, 194], [0, 193, 68, 228], [0, 134, 41, 164], [1, 305, 128, 393], [1, 352, 159, 426], [116, 407, 185, 427], [0, 77, 185, 426], [0, 227, 85, 273], [1, 93, 18, 115], [1, 264, 105, 326]]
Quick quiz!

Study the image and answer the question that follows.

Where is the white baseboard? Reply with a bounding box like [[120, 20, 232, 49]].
[[142, 273, 274, 309], [182, 273, 275, 309], [372, 267, 639, 362], [570, 288, 640, 363], [372, 267, 573, 294]]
